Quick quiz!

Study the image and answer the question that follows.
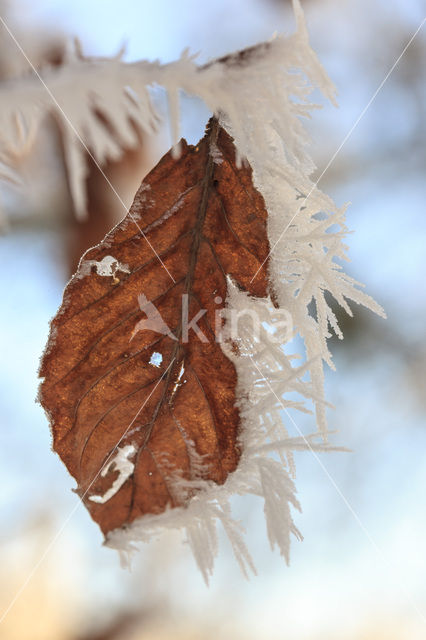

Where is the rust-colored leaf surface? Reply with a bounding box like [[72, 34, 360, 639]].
[[39, 118, 271, 536]]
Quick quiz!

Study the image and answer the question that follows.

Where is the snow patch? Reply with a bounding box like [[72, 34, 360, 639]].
[[89, 444, 136, 504], [78, 255, 130, 279], [149, 351, 163, 367]]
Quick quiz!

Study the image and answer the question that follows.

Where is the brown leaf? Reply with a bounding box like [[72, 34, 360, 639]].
[[39, 118, 271, 537]]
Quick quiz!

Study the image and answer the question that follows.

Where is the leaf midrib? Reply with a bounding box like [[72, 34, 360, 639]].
[[138, 117, 220, 456]]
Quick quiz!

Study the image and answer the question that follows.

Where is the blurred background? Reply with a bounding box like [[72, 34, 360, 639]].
[[0, 0, 425, 638]]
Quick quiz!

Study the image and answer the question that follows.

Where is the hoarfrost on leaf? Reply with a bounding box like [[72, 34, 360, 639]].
[[32, 0, 385, 580], [104, 0, 384, 579]]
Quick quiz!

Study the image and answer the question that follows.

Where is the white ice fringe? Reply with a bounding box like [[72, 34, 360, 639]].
[[0, 1, 343, 220], [8, 0, 384, 578], [106, 281, 349, 584]]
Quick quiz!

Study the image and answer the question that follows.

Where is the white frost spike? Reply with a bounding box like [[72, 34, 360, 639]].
[[78, 255, 130, 279], [89, 445, 136, 504], [62, 125, 88, 220]]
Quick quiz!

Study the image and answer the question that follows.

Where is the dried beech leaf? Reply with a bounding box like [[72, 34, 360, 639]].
[[39, 118, 271, 537]]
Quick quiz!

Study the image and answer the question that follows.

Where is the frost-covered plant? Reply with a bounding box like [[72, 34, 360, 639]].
[[2, 0, 384, 580]]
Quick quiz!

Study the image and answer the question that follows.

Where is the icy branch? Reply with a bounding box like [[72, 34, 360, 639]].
[[0, 0, 333, 219]]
